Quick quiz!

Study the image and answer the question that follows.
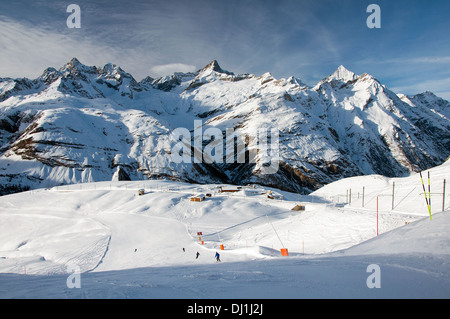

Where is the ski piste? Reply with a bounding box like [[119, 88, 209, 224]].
[[0, 159, 449, 298]]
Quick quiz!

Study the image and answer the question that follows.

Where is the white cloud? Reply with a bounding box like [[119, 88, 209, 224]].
[[149, 63, 197, 78], [370, 56, 450, 65], [390, 77, 450, 101], [0, 17, 156, 80], [0, 19, 95, 77]]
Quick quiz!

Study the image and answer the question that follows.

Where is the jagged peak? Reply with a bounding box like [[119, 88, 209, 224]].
[[100, 62, 134, 81], [313, 65, 355, 90], [287, 76, 308, 88], [101, 62, 120, 72], [59, 57, 98, 75], [139, 75, 155, 84], [68, 57, 82, 67], [410, 91, 450, 105], [259, 72, 275, 85], [414, 91, 440, 99], [62, 57, 84, 70], [328, 65, 358, 83], [313, 65, 374, 91], [39, 67, 61, 85], [198, 60, 233, 75]]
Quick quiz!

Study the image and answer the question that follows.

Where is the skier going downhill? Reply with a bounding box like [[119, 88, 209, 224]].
[[215, 251, 221, 262]]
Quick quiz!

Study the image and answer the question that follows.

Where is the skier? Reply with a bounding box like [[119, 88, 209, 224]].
[[196, 251, 200, 259], [215, 251, 221, 262], [182, 247, 185, 252]]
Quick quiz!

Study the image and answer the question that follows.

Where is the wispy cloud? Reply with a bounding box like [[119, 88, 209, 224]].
[[0, 17, 150, 79], [392, 56, 450, 64], [1, 0, 450, 100], [149, 63, 197, 78], [0, 0, 342, 81], [391, 77, 450, 101], [358, 56, 450, 66]]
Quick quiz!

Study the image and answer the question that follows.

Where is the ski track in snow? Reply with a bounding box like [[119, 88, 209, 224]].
[[0, 161, 450, 298]]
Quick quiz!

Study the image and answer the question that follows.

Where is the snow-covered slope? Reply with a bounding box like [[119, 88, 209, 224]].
[[0, 160, 449, 298], [1, 59, 449, 195]]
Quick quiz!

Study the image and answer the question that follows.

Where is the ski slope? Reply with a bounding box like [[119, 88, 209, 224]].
[[0, 160, 449, 298]]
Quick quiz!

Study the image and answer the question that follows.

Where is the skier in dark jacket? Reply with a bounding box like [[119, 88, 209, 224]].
[[196, 252, 200, 259], [215, 251, 221, 262]]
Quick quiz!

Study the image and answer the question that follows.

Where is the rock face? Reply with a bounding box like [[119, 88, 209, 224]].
[[1, 58, 449, 195]]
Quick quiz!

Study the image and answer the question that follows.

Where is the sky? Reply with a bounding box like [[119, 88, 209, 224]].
[[1, 0, 450, 100]]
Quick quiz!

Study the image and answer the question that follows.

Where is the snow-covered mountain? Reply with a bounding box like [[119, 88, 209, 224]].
[[1, 58, 449, 195]]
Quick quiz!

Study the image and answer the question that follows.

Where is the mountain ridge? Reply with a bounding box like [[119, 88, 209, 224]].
[[0, 58, 449, 195]]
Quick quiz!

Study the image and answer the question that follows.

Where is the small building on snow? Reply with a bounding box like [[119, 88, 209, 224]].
[[190, 194, 206, 202]]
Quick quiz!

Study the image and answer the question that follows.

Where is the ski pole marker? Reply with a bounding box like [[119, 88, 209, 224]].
[[420, 172, 432, 220]]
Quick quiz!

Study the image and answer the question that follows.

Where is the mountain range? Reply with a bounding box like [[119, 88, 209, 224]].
[[1, 58, 449, 195]]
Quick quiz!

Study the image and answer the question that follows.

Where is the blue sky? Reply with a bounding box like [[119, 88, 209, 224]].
[[1, 0, 450, 99]]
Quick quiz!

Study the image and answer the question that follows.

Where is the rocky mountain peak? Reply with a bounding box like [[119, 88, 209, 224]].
[[39, 67, 61, 85], [198, 60, 233, 75], [328, 65, 358, 83]]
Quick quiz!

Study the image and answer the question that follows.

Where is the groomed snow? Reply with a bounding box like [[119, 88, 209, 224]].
[[0, 160, 449, 299]]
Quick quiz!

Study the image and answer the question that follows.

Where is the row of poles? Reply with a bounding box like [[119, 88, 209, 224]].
[[344, 174, 446, 217], [343, 172, 446, 237], [198, 172, 446, 253], [419, 172, 447, 220]]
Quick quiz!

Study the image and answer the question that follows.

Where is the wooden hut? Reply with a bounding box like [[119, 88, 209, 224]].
[[190, 194, 206, 202]]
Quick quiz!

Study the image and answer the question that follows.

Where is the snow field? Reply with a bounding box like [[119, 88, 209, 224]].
[[0, 159, 449, 298]]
